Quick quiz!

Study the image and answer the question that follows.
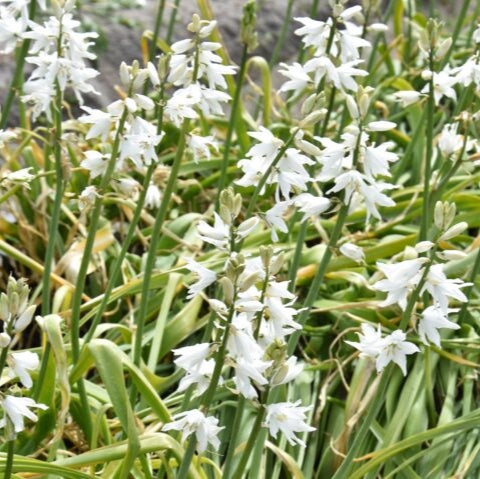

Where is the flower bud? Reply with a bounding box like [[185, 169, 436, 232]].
[[299, 110, 324, 128], [14, 305, 36, 333], [0, 332, 10, 348], [438, 250, 468, 261], [421, 70, 433, 81], [219, 277, 234, 305], [415, 241, 434, 253], [241, 0, 258, 53], [346, 95, 359, 120], [119, 62, 130, 88], [439, 222, 468, 241]]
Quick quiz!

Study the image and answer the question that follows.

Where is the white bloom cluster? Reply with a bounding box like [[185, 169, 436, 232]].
[[0, 277, 47, 437], [21, 2, 99, 120], [0, 0, 46, 54], [165, 15, 235, 163], [162, 188, 314, 451], [347, 202, 471, 374], [237, 2, 399, 243]]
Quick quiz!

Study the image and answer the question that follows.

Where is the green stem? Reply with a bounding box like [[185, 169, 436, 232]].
[[287, 201, 349, 355], [166, 0, 181, 45], [221, 396, 245, 477], [82, 163, 155, 347], [216, 44, 248, 208], [420, 52, 435, 242], [131, 119, 189, 369], [41, 85, 64, 316], [331, 368, 393, 479], [70, 108, 128, 362], [176, 436, 196, 479], [4, 440, 14, 479], [69, 108, 129, 444], [149, 0, 166, 60], [0, 0, 37, 129], [231, 391, 269, 479], [83, 87, 166, 349], [458, 247, 480, 324], [270, 0, 294, 67]]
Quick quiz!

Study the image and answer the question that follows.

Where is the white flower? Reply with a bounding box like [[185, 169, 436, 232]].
[[421, 69, 458, 105], [172, 343, 211, 371], [264, 296, 301, 339], [418, 306, 460, 347], [0, 130, 17, 148], [145, 184, 162, 209], [8, 351, 39, 389], [0, 8, 27, 54], [13, 304, 36, 333], [438, 123, 463, 157], [303, 57, 367, 92], [327, 170, 396, 220], [294, 193, 330, 220], [373, 258, 426, 310], [177, 358, 216, 395], [188, 135, 219, 163], [271, 356, 304, 386], [3, 168, 35, 187], [120, 117, 163, 168], [345, 323, 384, 359], [422, 264, 471, 312], [79, 186, 98, 210], [265, 201, 290, 242], [339, 243, 365, 263], [264, 401, 315, 447], [197, 212, 230, 250], [0, 396, 48, 434], [227, 313, 264, 359], [79, 107, 114, 141], [162, 409, 223, 453], [183, 258, 216, 298], [279, 62, 312, 92], [165, 85, 200, 127], [393, 90, 423, 107], [232, 356, 272, 399], [80, 151, 109, 179], [375, 330, 419, 375]]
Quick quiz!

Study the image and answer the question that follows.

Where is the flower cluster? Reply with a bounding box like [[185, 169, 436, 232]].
[[347, 201, 471, 374], [0, 277, 46, 437], [21, 1, 99, 120], [162, 188, 314, 450]]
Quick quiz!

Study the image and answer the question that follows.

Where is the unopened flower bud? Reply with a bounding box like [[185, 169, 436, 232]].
[[403, 246, 418, 260], [440, 222, 468, 241], [15, 304, 36, 333], [421, 70, 433, 81], [435, 37, 452, 60], [119, 62, 130, 88], [415, 241, 435, 253], [438, 250, 467, 261], [219, 277, 234, 305], [345, 95, 359, 119], [0, 332, 10, 348], [241, 0, 258, 52], [299, 110, 324, 128]]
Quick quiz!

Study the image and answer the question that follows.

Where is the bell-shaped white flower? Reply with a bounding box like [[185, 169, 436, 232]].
[[8, 351, 39, 389], [162, 409, 223, 452], [375, 330, 419, 375], [264, 401, 315, 447], [0, 396, 48, 434], [183, 258, 217, 299], [422, 264, 471, 312], [418, 306, 460, 347]]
